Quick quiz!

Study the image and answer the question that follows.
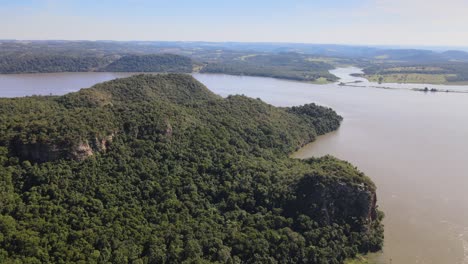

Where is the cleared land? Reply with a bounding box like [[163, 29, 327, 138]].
[[364, 73, 453, 84]]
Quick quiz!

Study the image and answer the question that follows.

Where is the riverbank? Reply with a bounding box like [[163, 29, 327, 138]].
[[338, 82, 468, 94], [332, 67, 468, 93]]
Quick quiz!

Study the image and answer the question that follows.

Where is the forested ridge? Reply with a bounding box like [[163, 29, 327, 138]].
[[0, 54, 193, 74], [0, 52, 336, 82], [0, 55, 111, 74], [4, 40, 468, 84], [200, 53, 338, 82], [0, 41, 341, 82], [0, 74, 383, 263], [102, 54, 193, 73], [361, 62, 468, 83]]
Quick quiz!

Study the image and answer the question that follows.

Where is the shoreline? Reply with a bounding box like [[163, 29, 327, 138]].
[[338, 82, 468, 94], [354, 73, 468, 86]]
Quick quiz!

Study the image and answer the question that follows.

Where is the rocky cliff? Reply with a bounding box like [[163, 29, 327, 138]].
[[10, 134, 114, 162]]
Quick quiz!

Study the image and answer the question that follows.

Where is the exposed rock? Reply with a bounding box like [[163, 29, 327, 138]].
[[11, 133, 115, 163], [91, 133, 115, 152], [165, 121, 173, 137], [11, 141, 62, 163], [289, 173, 378, 230], [71, 141, 94, 161]]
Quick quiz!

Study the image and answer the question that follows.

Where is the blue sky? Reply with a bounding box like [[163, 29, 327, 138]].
[[1, 0, 467, 46]]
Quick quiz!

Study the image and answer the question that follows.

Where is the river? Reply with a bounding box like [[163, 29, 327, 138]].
[[0, 72, 136, 97], [1, 69, 468, 263]]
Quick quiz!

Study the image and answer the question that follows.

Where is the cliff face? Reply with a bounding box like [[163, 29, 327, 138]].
[[292, 174, 377, 228], [11, 141, 62, 163], [11, 134, 114, 163], [287, 169, 383, 252]]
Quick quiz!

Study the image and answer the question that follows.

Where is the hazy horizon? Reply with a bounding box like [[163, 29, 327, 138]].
[[2, 0, 468, 47], [3, 39, 468, 53]]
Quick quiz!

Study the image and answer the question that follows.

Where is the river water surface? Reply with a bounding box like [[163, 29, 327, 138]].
[[0, 72, 135, 97], [1, 69, 468, 263]]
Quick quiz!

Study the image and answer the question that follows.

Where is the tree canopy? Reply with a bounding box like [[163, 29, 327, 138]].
[[0, 74, 383, 263]]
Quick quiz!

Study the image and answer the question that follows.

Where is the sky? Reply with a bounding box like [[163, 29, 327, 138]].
[[1, 0, 468, 47]]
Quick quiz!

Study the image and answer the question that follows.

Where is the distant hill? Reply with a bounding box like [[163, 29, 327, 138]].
[[200, 53, 338, 82], [440, 50, 468, 61], [0, 53, 193, 74], [102, 54, 193, 72], [3, 40, 468, 83], [2, 40, 468, 63], [0, 54, 111, 74]]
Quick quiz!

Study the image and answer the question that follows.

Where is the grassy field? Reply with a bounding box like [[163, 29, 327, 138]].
[[364, 73, 454, 84], [237, 54, 259, 60], [192, 64, 204, 72], [373, 55, 390, 59], [305, 57, 338, 63], [309, 76, 331, 84], [383, 66, 444, 72]]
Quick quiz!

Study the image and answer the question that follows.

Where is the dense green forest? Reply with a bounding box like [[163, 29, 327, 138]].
[[0, 55, 112, 74], [0, 74, 383, 263], [200, 53, 338, 82], [2, 40, 468, 62], [102, 54, 193, 72], [0, 41, 343, 82], [0, 54, 193, 74], [3, 40, 468, 84]]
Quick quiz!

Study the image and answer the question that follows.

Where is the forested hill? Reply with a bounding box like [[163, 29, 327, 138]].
[[102, 54, 193, 72], [0, 54, 193, 74], [4, 40, 468, 84], [0, 55, 111, 74], [0, 74, 383, 263], [200, 53, 338, 82]]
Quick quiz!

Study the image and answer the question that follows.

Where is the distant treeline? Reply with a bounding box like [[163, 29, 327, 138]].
[[0, 55, 110, 74], [4, 40, 468, 83], [0, 52, 338, 82], [103, 54, 193, 72], [362, 62, 468, 82], [0, 42, 343, 82], [0, 54, 193, 74], [200, 53, 338, 82]]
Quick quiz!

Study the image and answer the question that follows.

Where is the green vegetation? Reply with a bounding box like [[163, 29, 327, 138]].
[[361, 62, 468, 84], [344, 252, 384, 264], [364, 73, 451, 84], [344, 254, 372, 264], [0, 42, 341, 82], [0, 74, 383, 263], [3, 40, 468, 84], [310, 77, 331, 84], [305, 57, 339, 63], [200, 53, 339, 82], [238, 54, 259, 61], [0, 54, 192, 74], [0, 55, 111, 74], [0, 41, 345, 82], [103, 54, 193, 72]]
